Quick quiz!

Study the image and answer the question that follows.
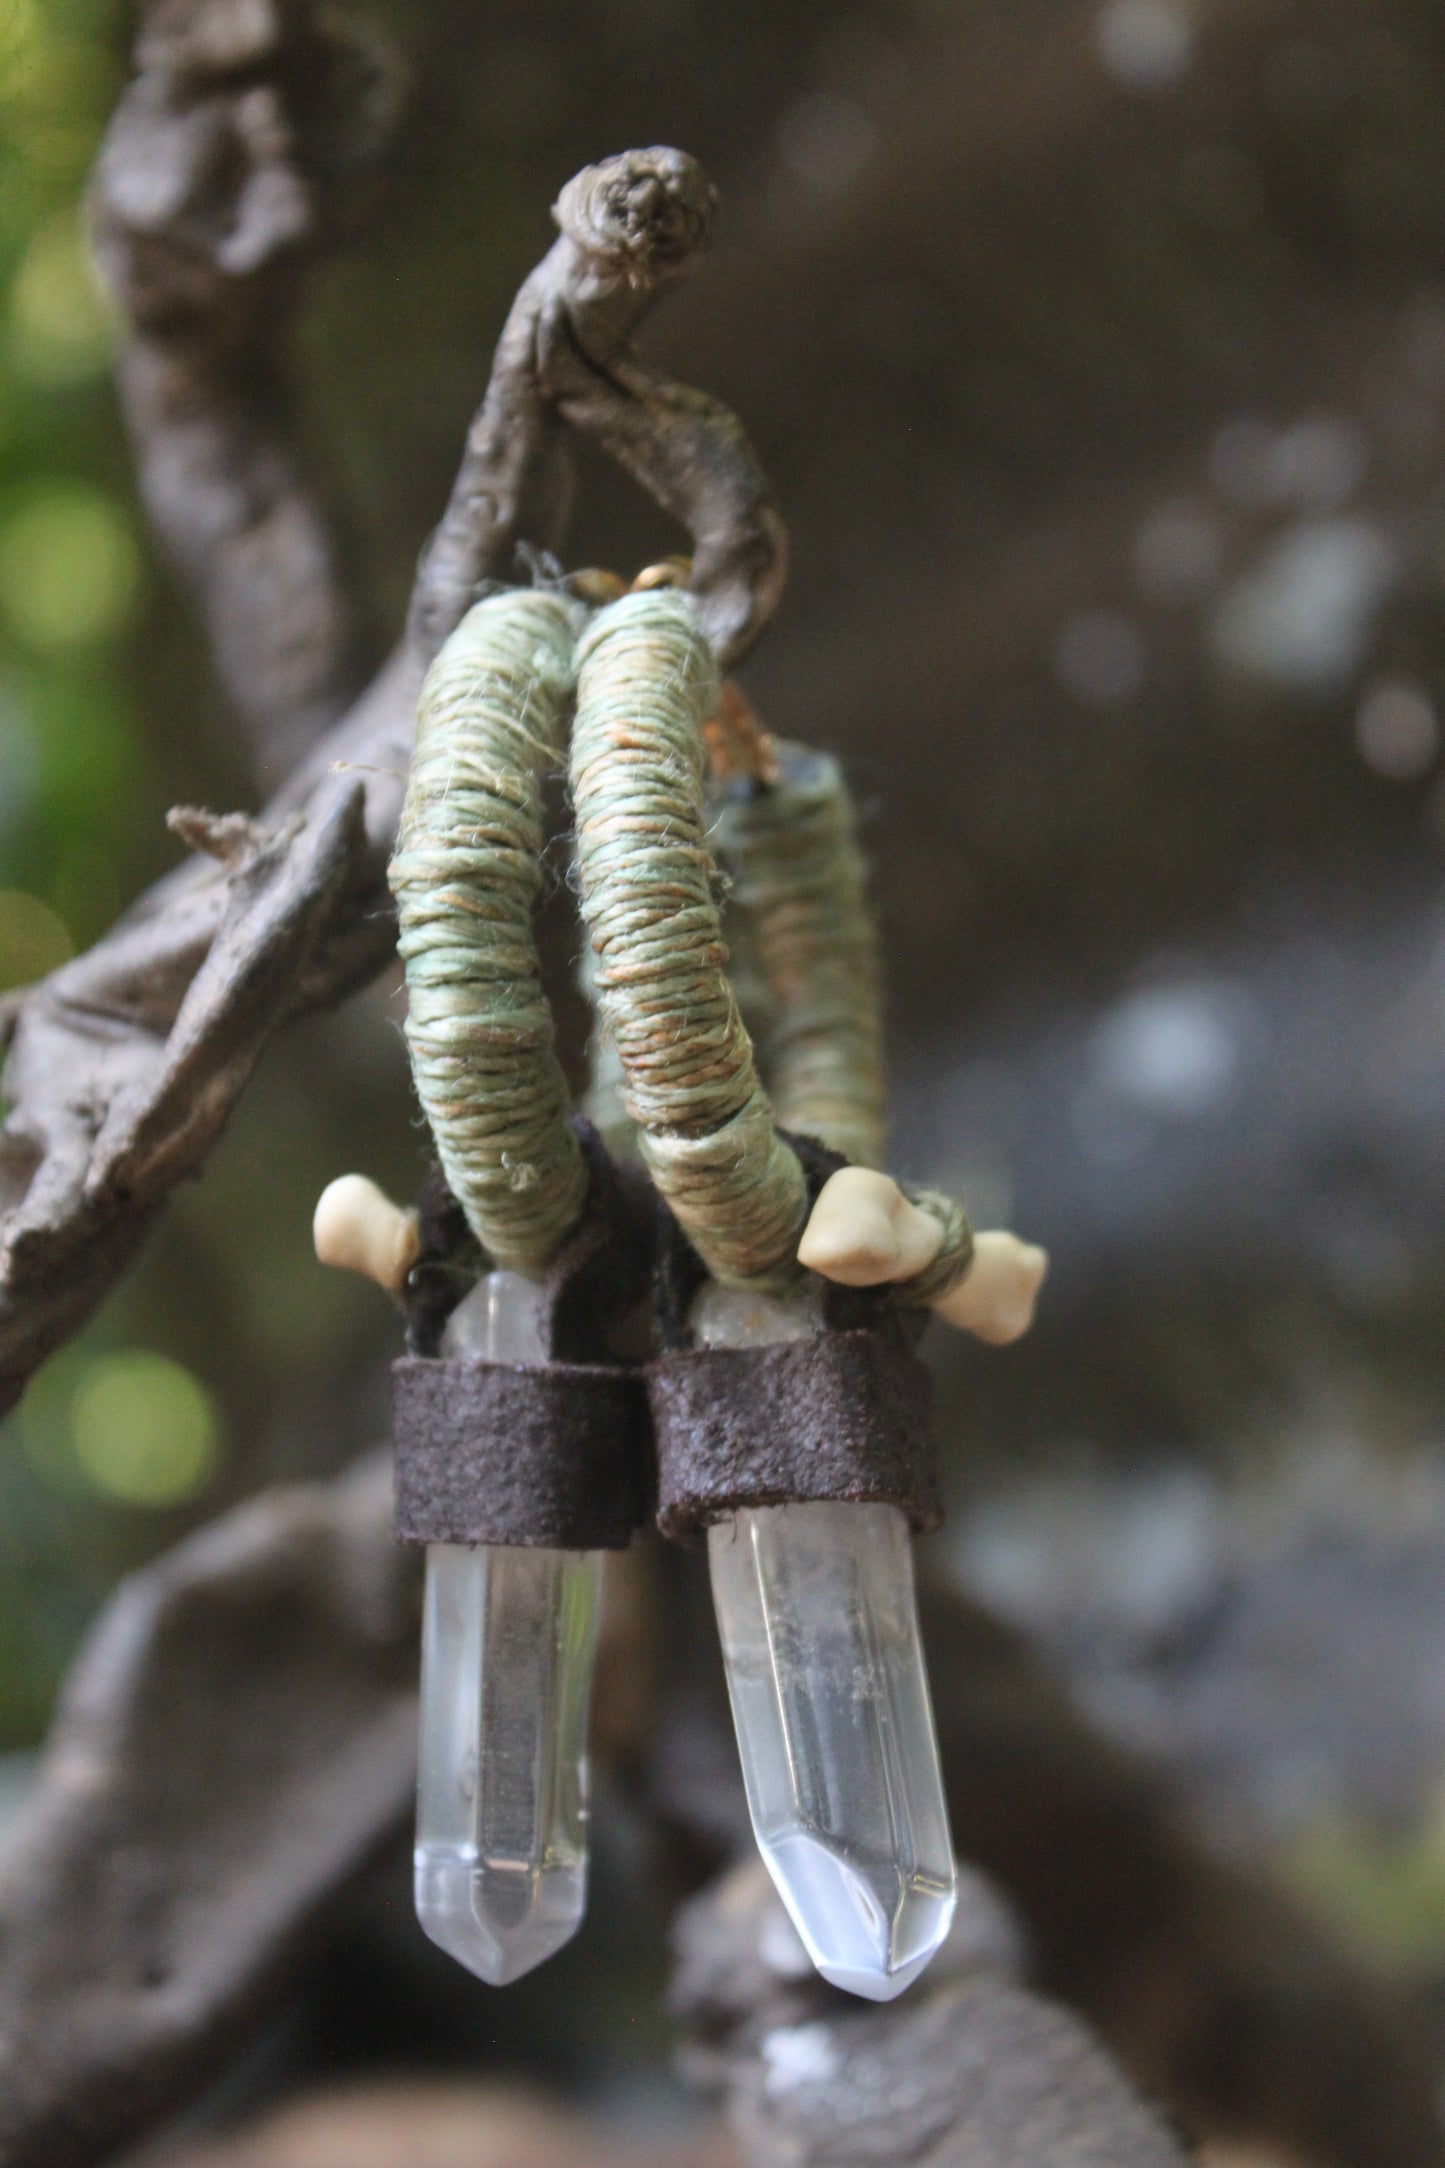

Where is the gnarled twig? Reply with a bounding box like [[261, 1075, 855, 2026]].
[[673, 1859, 1189, 2168], [410, 147, 788, 669], [0, 777, 376, 1409], [91, 0, 401, 786], [0, 132, 788, 1418]]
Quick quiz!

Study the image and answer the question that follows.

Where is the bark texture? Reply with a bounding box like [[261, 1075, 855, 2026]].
[[0, 21, 786, 1423]]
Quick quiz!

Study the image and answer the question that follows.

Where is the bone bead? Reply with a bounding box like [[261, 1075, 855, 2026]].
[[313, 1175, 420, 1298], [797, 1167, 1047, 1345], [932, 1230, 1048, 1345], [796, 1167, 945, 1287]]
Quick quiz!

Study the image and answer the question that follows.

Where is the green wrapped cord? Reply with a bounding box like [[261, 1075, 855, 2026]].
[[389, 587, 589, 1274], [712, 741, 887, 1172], [570, 588, 809, 1291]]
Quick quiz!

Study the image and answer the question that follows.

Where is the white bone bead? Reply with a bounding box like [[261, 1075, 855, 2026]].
[[796, 1168, 1046, 1345], [313, 1174, 420, 1297], [796, 1167, 944, 1286], [931, 1230, 1047, 1345]]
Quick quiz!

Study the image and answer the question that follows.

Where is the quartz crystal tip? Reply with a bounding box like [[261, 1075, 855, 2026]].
[[708, 1498, 958, 2005], [413, 1539, 599, 1988], [414, 1842, 588, 1986], [760, 1832, 956, 2001], [412, 1273, 600, 1988]]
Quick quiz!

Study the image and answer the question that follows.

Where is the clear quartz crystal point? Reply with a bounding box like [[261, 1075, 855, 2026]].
[[695, 1281, 957, 2002], [413, 1270, 601, 1986]]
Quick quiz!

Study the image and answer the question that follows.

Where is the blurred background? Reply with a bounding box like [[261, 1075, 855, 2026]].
[[8, 0, 1445, 2157]]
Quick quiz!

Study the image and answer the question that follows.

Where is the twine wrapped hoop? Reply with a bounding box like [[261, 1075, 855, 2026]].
[[389, 587, 589, 1273], [570, 589, 810, 1291], [712, 740, 887, 1172], [391, 578, 972, 1304]]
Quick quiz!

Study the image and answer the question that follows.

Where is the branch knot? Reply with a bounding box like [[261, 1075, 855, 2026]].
[[553, 147, 716, 278]]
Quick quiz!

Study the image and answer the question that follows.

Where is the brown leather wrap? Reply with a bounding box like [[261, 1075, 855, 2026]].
[[647, 1316, 939, 1543], [392, 1357, 649, 1549]]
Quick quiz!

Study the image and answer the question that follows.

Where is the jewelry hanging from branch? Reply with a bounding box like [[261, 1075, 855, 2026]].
[[313, 145, 1047, 1999]]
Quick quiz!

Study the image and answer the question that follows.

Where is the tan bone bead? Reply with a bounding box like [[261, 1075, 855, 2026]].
[[797, 1167, 1048, 1345], [797, 1166, 945, 1286], [313, 1174, 420, 1298], [932, 1229, 1048, 1345]]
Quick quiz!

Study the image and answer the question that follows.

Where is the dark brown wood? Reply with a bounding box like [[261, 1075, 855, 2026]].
[[0, 58, 786, 1425], [91, 0, 401, 787], [0, 1457, 419, 2168], [407, 146, 787, 668]]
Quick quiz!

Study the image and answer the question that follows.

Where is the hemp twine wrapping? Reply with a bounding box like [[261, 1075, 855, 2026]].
[[712, 740, 887, 1170], [895, 1184, 973, 1304], [711, 740, 972, 1304], [393, 579, 971, 1310], [389, 588, 589, 1273], [577, 935, 637, 1164], [570, 588, 809, 1291]]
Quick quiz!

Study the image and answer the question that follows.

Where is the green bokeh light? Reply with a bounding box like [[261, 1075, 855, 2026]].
[[70, 1351, 222, 1508], [0, 886, 70, 985], [10, 205, 115, 383], [0, 0, 39, 89], [0, 482, 138, 648]]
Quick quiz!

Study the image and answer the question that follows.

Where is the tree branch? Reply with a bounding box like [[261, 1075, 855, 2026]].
[[0, 129, 789, 1418], [672, 1860, 1190, 2168], [0, 1456, 418, 2168], [409, 148, 788, 668], [91, 0, 402, 787], [0, 772, 379, 1410]]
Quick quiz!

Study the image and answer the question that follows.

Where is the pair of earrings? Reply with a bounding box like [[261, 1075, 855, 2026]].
[[316, 578, 1045, 2000]]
